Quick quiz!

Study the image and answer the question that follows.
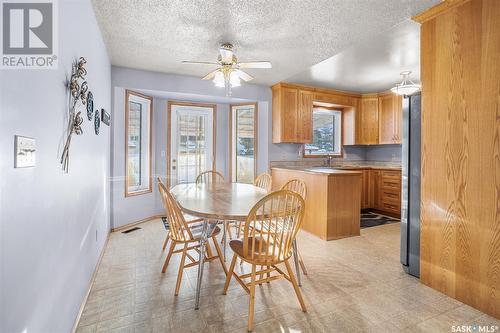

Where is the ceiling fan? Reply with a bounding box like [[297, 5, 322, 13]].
[[182, 43, 272, 94]]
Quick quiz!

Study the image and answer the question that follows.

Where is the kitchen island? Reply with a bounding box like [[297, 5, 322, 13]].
[[271, 166, 362, 240]]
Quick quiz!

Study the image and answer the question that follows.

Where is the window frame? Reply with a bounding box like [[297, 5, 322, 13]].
[[125, 90, 153, 197], [302, 106, 343, 158], [229, 102, 258, 183]]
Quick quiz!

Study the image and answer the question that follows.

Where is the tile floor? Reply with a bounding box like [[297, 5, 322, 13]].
[[76, 221, 499, 333]]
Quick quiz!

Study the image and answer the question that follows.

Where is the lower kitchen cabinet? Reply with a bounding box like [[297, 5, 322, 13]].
[[367, 169, 401, 217]]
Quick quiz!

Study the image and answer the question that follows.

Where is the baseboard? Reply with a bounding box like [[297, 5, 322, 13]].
[[70, 232, 110, 333], [110, 214, 163, 232]]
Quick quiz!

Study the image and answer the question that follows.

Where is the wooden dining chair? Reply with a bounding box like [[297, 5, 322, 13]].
[[158, 181, 227, 295], [236, 173, 273, 239], [195, 170, 225, 185], [253, 172, 272, 192], [281, 179, 308, 285], [157, 178, 204, 252], [223, 190, 307, 332], [196, 170, 233, 259]]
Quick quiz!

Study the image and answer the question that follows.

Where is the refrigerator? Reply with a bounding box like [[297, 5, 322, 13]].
[[400, 94, 421, 277]]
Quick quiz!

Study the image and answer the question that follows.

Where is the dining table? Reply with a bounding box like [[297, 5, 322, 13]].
[[170, 182, 268, 309]]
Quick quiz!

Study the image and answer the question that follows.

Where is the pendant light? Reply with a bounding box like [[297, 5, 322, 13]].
[[391, 71, 421, 96]]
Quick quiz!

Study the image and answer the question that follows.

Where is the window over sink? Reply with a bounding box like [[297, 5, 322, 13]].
[[304, 108, 342, 157]]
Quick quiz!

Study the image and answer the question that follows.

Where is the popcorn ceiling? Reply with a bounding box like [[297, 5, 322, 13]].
[[91, 0, 439, 85]]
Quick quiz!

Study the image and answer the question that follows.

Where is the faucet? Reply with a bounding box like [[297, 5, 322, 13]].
[[324, 156, 333, 167]]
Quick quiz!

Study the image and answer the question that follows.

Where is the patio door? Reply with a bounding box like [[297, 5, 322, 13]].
[[168, 103, 215, 186]]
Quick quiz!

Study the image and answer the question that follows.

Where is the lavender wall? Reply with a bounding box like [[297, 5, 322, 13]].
[[110, 67, 272, 229], [0, 1, 111, 332]]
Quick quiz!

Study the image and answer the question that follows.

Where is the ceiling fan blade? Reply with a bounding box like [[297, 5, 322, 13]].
[[237, 61, 272, 69], [202, 69, 219, 80], [181, 61, 218, 65], [219, 48, 233, 64], [234, 69, 254, 82]]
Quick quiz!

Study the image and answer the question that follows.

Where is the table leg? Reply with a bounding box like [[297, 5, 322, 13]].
[[195, 219, 217, 310], [293, 239, 302, 287]]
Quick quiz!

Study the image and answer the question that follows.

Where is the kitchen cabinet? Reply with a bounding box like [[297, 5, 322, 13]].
[[368, 169, 401, 217], [378, 94, 402, 144], [361, 169, 370, 209], [359, 96, 379, 144], [271, 167, 362, 240], [272, 83, 313, 143]]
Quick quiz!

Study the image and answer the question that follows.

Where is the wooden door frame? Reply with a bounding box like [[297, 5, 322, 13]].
[[166, 101, 217, 187], [125, 90, 153, 197], [229, 102, 258, 183]]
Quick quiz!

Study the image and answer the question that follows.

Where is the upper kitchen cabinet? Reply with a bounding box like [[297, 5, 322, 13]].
[[359, 95, 379, 144], [272, 83, 314, 143], [378, 93, 402, 144], [272, 82, 362, 144]]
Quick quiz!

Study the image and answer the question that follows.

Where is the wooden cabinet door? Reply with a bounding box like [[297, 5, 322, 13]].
[[378, 94, 402, 144], [393, 95, 402, 143], [360, 97, 379, 144], [369, 170, 382, 209], [281, 87, 298, 142], [361, 169, 370, 209], [297, 89, 314, 143], [378, 94, 396, 144]]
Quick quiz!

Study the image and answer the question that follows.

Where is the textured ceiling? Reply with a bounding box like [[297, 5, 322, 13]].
[[287, 20, 422, 93], [91, 0, 440, 86]]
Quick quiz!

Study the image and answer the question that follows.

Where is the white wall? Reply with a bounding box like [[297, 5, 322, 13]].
[[110, 67, 272, 229], [0, 1, 111, 332]]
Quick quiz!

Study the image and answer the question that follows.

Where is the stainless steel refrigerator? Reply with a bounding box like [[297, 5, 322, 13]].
[[400, 94, 421, 277]]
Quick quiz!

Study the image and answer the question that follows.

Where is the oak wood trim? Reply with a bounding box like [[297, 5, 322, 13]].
[[125, 90, 153, 197], [273, 82, 362, 98], [229, 102, 258, 182], [412, 0, 471, 23], [166, 101, 217, 187], [70, 232, 110, 333]]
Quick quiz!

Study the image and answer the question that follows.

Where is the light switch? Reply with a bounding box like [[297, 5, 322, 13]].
[[14, 135, 36, 168]]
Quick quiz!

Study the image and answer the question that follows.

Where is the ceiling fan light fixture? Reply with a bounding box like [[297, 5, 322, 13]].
[[229, 71, 241, 87], [391, 71, 421, 96], [213, 71, 225, 87]]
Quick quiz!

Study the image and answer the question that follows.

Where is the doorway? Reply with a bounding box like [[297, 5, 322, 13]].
[[167, 102, 216, 186]]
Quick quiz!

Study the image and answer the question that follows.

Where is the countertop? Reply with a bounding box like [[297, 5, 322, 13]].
[[271, 166, 362, 176], [271, 164, 401, 175]]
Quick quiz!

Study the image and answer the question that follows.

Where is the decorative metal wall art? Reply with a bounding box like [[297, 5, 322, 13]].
[[101, 109, 111, 126], [86, 91, 94, 120], [94, 110, 100, 135]]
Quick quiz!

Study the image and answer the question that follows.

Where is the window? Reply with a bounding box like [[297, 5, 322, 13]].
[[230, 103, 257, 183], [125, 90, 152, 196], [304, 108, 342, 157]]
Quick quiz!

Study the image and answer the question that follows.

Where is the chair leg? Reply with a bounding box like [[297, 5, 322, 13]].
[[205, 240, 214, 259], [162, 241, 176, 273], [236, 221, 242, 238], [222, 221, 227, 261], [223, 253, 238, 294], [266, 265, 271, 283], [212, 236, 228, 276], [284, 259, 307, 312], [162, 232, 169, 250], [248, 264, 257, 332], [174, 243, 188, 296]]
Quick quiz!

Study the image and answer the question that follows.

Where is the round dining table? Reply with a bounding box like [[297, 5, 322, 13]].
[[170, 182, 268, 309]]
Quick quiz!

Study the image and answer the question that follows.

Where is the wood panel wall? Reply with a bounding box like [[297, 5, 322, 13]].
[[417, 0, 500, 318]]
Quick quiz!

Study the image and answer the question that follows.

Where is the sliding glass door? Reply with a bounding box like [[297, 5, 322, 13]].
[[230, 103, 257, 183]]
